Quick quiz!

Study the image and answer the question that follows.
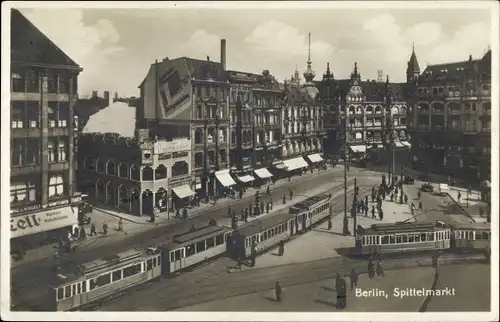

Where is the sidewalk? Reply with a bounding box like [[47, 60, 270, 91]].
[[95, 164, 345, 224], [438, 185, 489, 223], [11, 166, 347, 269]]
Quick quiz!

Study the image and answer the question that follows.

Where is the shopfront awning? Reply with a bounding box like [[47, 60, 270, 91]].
[[395, 142, 405, 148], [236, 175, 255, 183], [306, 153, 324, 163], [254, 168, 273, 179], [349, 145, 367, 153], [215, 169, 236, 187], [401, 141, 411, 147], [172, 185, 196, 199], [283, 157, 309, 171]]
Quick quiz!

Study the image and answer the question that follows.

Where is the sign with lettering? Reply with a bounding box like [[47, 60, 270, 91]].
[[172, 151, 189, 159], [158, 153, 172, 160], [154, 139, 190, 154], [10, 196, 83, 215], [10, 206, 77, 239]]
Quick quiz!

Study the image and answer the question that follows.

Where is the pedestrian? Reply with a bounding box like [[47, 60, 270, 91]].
[[390, 192, 394, 202], [411, 202, 415, 215], [379, 209, 384, 221], [79, 226, 87, 240], [244, 212, 249, 222], [328, 217, 332, 230], [250, 252, 256, 267], [367, 259, 375, 278], [227, 206, 231, 218], [102, 221, 108, 235], [73, 226, 79, 238], [376, 260, 385, 277], [364, 196, 368, 208], [275, 281, 282, 302], [371, 192, 375, 203], [364, 205, 368, 217], [243, 208, 247, 221], [418, 190, 422, 200], [239, 190, 243, 199], [278, 241, 285, 256], [289, 189, 293, 200], [237, 258, 242, 270], [260, 201, 264, 214], [418, 199, 423, 211], [266, 185, 270, 195], [457, 191, 461, 202], [90, 223, 97, 236], [266, 202, 270, 214], [349, 269, 358, 290], [399, 193, 404, 204], [371, 206, 376, 219], [282, 195, 287, 204], [371, 186, 375, 197], [404, 194, 408, 204]]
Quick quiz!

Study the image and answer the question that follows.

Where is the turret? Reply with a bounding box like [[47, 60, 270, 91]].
[[406, 43, 420, 83]]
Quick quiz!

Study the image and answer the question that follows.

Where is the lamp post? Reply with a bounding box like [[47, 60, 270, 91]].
[[342, 97, 350, 236]]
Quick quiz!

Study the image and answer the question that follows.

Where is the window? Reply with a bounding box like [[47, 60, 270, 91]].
[[396, 235, 402, 243], [206, 237, 215, 248], [215, 234, 224, 246], [48, 175, 64, 197], [196, 241, 206, 252], [112, 270, 122, 282], [65, 285, 71, 298], [11, 101, 25, 129], [57, 288, 64, 300], [123, 263, 142, 279], [82, 281, 86, 293], [90, 273, 111, 290], [186, 244, 195, 256], [48, 140, 56, 163], [47, 72, 58, 93], [381, 236, 389, 244], [26, 101, 40, 128], [58, 73, 69, 93], [26, 70, 39, 92], [147, 259, 153, 270], [58, 140, 67, 162], [58, 102, 69, 127], [48, 103, 58, 128], [11, 139, 25, 166], [408, 234, 414, 243], [420, 233, 427, 242], [77, 283, 81, 295], [427, 233, 434, 241], [10, 182, 37, 203], [12, 71, 25, 92], [415, 234, 421, 242]]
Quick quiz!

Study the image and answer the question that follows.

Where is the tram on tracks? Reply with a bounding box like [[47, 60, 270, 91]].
[[49, 247, 162, 311], [354, 220, 491, 257], [229, 194, 332, 258], [160, 225, 232, 274]]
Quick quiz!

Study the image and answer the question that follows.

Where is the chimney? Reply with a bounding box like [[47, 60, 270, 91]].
[[206, 56, 210, 62], [221, 39, 226, 70], [103, 91, 110, 100], [92, 90, 98, 98]]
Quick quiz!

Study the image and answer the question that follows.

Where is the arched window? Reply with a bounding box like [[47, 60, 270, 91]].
[[375, 105, 382, 114], [96, 158, 106, 173], [172, 161, 189, 177], [96, 179, 105, 202], [118, 185, 129, 209], [106, 160, 116, 176], [84, 156, 96, 171], [155, 164, 167, 180], [106, 182, 116, 205], [195, 129, 203, 144], [365, 105, 374, 114], [130, 164, 140, 181], [48, 174, 64, 198], [118, 162, 128, 178], [142, 166, 153, 181]]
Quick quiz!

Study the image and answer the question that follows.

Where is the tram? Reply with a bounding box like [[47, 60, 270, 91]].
[[289, 194, 331, 230], [449, 221, 491, 251], [160, 225, 232, 274], [354, 221, 451, 256], [49, 247, 162, 311]]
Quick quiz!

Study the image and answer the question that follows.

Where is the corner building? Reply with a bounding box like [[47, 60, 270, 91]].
[[9, 9, 82, 250]]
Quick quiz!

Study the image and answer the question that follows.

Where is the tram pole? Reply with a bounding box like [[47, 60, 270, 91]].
[[352, 177, 357, 239], [343, 116, 350, 236]]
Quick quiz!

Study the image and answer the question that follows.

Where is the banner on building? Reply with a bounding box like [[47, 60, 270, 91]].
[[10, 206, 77, 239]]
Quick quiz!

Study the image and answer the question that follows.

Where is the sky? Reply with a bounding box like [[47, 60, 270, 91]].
[[17, 3, 493, 97]]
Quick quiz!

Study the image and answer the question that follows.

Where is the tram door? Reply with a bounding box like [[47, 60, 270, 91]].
[[145, 257, 154, 279], [170, 248, 185, 272], [290, 220, 295, 236], [301, 213, 307, 231]]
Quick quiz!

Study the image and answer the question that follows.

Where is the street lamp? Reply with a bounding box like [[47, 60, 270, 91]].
[[341, 96, 350, 236]]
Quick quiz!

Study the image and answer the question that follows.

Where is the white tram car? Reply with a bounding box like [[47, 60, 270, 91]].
[[160, 225, 232, 274], [49, 247, 162, 311], [355, 221, 451, 256], [229, 194, 332, 258]]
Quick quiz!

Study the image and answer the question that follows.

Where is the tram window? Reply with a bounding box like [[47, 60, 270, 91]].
[[263, 232, 267, 240], [274, 227, 278, 234], [483, 232, 489, 240], [408, 234, 414, 243], [72, 284, 76, 296], [396, 235, 402, 243], [427, 233, 434, 241], [389, 236, 396, 244], [224, 233, 228, 242], [381, 236, 389, 244], [153, 257, 157, 267], [91, 273, 111, 290], [415, 234, 421, 242], [362, 236, 367, 245], [196, 241, 206, 252], [76, 283, 81, 295], [147, 259, 153, 270], [216, 234, 224, 245], [285, 223, 288, 231], [401, 235, 407, 243], [446, 231, 450, 239], [186, 244, 195, 256], [475, 232, 482, 240], [123, 263, 142, 279], [207, 237, 215, 248], [112, 270, 122, 282], [57, 288, 64, 300], [251, 235, 258, 245], [421, 233, 427, 242], [170, 251, 175, 262], [64, 285, 71, 298], [82, 281, 87, 293]]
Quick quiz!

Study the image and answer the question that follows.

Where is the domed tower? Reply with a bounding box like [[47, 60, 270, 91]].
[[406, 43, 420, 84], [302, 32, 319, 99]]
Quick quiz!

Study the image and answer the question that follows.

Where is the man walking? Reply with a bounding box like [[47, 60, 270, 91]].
[[349, 269, 358, 290], [275, 281, 282, 302]]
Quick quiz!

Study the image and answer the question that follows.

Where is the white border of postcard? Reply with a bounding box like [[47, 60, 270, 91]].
[[1, 1, 499, 321]]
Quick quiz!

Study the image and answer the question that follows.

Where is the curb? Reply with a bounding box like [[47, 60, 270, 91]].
[[94, 167, 344, 225]]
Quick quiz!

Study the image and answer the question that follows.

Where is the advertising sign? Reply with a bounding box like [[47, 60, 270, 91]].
[[154, 139, 190, 154], [10, 206, 77, 239]]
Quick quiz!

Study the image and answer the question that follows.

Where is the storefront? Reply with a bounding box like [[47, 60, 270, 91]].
[[215, 169, 237, 197], [277, 156, 309, 179], [10, 205, 78, 251], [306, 153, 324, 169]]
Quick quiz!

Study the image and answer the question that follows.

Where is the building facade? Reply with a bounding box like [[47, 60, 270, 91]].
[[137, 40, 230, 200], [280, 34, 326, 174], [409, 49, 491, 183], [77, 133, 193, 216], [228, 70, 283, 183], [10, 9, 83, 250]]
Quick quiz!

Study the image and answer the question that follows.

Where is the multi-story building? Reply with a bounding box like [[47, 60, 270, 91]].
[[280, 34, 326, 175], [137, 39, 230, 200], [317, 61, 411, 171], [10, 9, 82, 251], [409, 49, 491, 183], [77, 132, 193, 216], [228, 69, 283, 184]]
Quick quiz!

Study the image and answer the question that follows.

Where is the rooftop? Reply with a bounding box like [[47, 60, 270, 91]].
[[82, 101, 136, 137]]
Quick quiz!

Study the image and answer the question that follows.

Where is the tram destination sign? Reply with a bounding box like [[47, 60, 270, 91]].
[[10, 196, 82, 215]]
